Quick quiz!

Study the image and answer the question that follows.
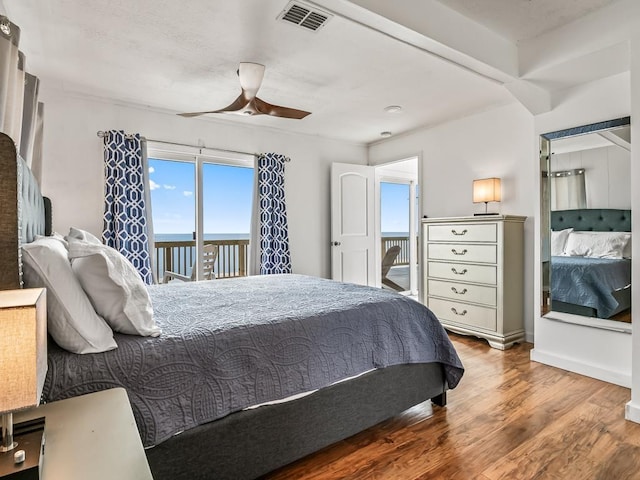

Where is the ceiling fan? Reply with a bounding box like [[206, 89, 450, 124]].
[[178, 62, 311, 120]]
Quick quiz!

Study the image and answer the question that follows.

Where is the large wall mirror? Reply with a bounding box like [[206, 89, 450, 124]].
[[540, 117, 631, 329]]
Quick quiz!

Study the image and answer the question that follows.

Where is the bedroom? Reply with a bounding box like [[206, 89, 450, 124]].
[[1, 0, 640, 479]]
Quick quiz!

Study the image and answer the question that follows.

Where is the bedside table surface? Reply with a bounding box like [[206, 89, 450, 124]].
[[15, 388, 153, 480]]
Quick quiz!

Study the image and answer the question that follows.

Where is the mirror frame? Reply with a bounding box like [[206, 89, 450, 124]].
[[540, 116, 631, 329]]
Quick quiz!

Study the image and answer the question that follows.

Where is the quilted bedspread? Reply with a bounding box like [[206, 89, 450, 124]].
[[42, 274, 464, 447], [551, 256, 631, 318]]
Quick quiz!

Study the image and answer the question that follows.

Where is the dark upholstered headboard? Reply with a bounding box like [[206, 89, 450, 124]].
[[551, 209, 631, 232], [0, 132, 49, 289]]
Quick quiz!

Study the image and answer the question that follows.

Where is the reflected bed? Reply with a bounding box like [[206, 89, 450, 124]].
[[550, 209, 631, 319]]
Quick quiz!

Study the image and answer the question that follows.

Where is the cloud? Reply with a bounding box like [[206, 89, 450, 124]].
[[148, 166, 155, 174], [163, 184, 176, 190], [149, 179, 160, 190], [183, 191, 193, 197]]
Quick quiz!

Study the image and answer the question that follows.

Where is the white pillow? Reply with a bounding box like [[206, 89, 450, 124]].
[[35, 232, 69, 249], [551, 228, 573, 256], [21, 237, 118, 354], [67, 238, 160, 337], [564, 231, 630, 259], [623, 234, 632, 259], [67, 227, 103, 245]]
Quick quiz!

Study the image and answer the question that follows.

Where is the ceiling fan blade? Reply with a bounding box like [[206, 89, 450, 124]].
[[238, 63, 265, 99], [178, 93, 250, 117], [254, 97, 311, 119]]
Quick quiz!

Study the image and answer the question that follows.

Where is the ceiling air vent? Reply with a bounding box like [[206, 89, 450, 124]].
[[278, 2, 332, 32]]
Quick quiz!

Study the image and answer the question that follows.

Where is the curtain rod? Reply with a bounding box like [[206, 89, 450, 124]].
[[96, 131, 290, 162]]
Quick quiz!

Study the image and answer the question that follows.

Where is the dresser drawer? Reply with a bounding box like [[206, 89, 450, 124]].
[[427, 279, 496, 306], [427, 243, 497, 264], [427, 261, 497, 285], [428, 297, 497, 332], [427, 223, 497, 243]]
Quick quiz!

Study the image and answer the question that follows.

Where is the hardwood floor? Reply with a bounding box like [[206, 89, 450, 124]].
[[263, 334, 640, 480]]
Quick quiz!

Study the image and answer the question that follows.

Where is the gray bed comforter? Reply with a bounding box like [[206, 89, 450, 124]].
[[42, 274, 464, 447], [551, 256, 631, 318]]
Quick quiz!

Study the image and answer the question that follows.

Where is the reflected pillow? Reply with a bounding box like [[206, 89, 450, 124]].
[[67, 238, 160, 337], [22, 237, 117, 354], [550, 228, 573, 256], [564, 231, 630, 259]]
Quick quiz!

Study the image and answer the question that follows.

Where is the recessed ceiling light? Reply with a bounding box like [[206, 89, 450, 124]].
[[380, 131, 392, 138], [384, 105, 402, 114]]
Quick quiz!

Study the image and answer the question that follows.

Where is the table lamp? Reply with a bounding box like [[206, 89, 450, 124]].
[[0, 288, 47, 479], [473, 177, 501, 215]]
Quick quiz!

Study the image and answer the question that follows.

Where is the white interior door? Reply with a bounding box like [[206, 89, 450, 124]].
[[331, 163, 376, 286]]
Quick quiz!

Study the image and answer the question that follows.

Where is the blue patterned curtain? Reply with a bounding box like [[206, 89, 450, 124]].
[[102, 130, 154, 284], [258, 153, 292, 275]]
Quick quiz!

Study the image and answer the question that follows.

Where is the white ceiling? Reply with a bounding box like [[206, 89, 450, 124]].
[[2, 0, 627, 145], [437, 0, 620, 42]]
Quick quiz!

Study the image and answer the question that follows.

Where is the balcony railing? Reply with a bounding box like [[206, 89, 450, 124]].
[[381, 236, 415, 266], [153, 239, 249, 283]]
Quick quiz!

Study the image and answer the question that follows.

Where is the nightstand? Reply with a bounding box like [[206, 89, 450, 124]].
[[14, 388, 153, 480]]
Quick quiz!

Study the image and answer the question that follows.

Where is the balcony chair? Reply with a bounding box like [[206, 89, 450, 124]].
[[163, 243, 218, 283], [381, 245, 404, 292]]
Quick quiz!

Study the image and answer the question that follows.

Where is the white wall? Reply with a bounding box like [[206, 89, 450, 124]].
[[368, 102, 537, 340], [38, 88, 367, 279], [626, 35, 640, 421], [533, 72, 632, 387]]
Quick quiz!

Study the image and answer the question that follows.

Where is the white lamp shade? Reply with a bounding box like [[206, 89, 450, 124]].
[[473, 178, 502, 203], [0, 288, 47, 414]]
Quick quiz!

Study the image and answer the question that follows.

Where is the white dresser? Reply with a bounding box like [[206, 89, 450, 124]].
[[421, 215, 526, 349]]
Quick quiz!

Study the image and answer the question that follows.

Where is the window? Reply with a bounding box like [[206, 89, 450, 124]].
[[147, 144, 254, 282]]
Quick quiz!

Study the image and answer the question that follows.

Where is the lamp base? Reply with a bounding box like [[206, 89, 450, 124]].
[[474, 213, 500, 216], [0, 418, 45, 480]]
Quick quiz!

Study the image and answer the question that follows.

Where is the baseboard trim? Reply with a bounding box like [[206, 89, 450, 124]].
[[625, 401, 640, 424], [530, 348, 631, 388]]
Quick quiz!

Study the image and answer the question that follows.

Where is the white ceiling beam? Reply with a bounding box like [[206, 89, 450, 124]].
[[315, 0, 519, 83], [503, 80, 551, 116]]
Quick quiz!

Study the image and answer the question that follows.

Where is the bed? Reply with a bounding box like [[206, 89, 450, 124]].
[[550, 208, 631, 319], [0, 132, 464, 480]]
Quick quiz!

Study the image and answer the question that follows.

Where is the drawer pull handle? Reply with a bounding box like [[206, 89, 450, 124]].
[[451, 229, 468, 236], [451, 248, 468, 256], [451, 268, 468, 275], [451, 287, 467, 295], [451, 307, 468, 316]]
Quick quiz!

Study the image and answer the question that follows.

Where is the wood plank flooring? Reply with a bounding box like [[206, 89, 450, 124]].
[[263, 334, 640, 480]]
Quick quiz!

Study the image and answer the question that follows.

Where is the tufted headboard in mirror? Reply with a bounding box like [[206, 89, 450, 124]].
[[551, 208, 631, 232], [0, 132, 50, 289]]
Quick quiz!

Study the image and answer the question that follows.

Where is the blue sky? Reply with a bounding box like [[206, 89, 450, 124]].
[[149, 159, 410, 235], [148, 158, 253, 234], [380, 182, 410, 233]]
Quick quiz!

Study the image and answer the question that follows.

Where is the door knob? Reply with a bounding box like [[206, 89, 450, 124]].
[[331, 241, 341, 246]]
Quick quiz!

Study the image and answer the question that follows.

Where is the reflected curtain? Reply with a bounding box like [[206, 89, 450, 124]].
[[250, 153, 292, 275], [551, 169, 586, 211], [0, 15, 44, 173], [102, 130, 154, 284]]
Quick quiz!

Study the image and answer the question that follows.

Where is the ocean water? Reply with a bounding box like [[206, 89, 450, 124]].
[[155, 233, 250, 242]]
